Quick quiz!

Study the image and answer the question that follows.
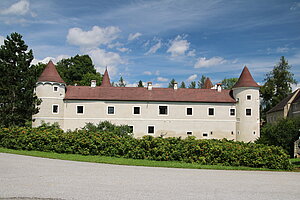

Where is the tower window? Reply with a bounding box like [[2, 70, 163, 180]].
[[77, 105, 84, 114], [159, 106, 168, 115], [230, 108, 235, 116], [52, 105, 59, 114], [53, 86, 58, 92], [246, 108, 252, 116], [108, 106, 115, 115], [186, 108, 193, 116], [208, 108, 214, 116], [203, 133, 208, 137], [187, 131, 192, 135], [246, 95, 252, 100]]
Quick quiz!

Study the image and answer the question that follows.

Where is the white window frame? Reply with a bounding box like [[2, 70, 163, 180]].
[[202, 132, 209, 137], [128, 125, 134, 133], [132, 106, 141, 115], [246, 94, 252, 101], [76, 105, 84, 115], [186, 107, 193, 116], [229, 108, 236, 117], [245, 108, 252, 117], [53, 86, 59, 92], [158, 105, 169, 116], [107, 106, 115, 115], [208, 107, 215, 116], [147, 125, 155, 134], [52, 104, 59, 114], [186, 131, 193, 135]]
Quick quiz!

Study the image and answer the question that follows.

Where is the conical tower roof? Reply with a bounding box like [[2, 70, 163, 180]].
[[233, 66, 259, 88], [100, 68, 111, 87], [38, 61, 65, 84], [203, 78, 213, 89]]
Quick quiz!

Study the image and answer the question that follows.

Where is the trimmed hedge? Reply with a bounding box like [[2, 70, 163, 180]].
[[0, 126, 293, 170]]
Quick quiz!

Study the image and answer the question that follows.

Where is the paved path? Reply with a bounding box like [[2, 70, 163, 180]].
[[0, 153, 299, 200]]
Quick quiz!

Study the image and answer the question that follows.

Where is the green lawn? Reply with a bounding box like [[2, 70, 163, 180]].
[[0, 147, 297, 171]]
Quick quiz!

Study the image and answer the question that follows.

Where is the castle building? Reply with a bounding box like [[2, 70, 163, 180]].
[[33, 61, 260, 142]]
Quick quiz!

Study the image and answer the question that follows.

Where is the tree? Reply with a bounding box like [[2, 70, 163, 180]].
[[221, 78, 238, 89], [261, 56, 297, 114], [79, 72, 102, 86], [197, 75, 206, 89], [180, 81, 186, 88], [137, 80, 144, 87], [0, 32, 40, 127], [56, 54, 96, 85], [168, 78, 176, 88], [188, 81, 196, 89], [116, 76, 126, 87]]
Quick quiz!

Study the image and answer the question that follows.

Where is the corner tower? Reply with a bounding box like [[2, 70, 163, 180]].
[[32, 61, 66, 128], [232, 66, 260, 142]]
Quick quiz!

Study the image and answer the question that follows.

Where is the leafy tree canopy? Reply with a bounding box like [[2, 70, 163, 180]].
[[0, 32, 40, 127], [221, 78, 238, 89], [79, 72, 102, 86]]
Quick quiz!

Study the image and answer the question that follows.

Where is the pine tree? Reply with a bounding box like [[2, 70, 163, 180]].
[[137, 80, 144, 87], [188, 81, 196, 89], [197, 75, 206, 89], [180, 81, 186, 88], [0, 32, 39, 127], [168, 78, 176, 88], [117, 76, 126, 87], [261, 56, 297, 114]]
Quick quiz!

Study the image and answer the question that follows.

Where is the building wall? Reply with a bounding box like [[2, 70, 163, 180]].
[[266, 110, 284, 123]]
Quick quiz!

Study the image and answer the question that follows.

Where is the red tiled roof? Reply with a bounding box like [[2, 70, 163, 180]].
[[38, 61, 65, 84], [204, 78, 213, 89], [64, 86, 236, 103], [100, 69, 111, 87], [233, 66, 259, 88]]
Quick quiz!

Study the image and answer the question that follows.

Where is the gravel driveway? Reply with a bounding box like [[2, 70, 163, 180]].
[[0, 153, 299, 200]]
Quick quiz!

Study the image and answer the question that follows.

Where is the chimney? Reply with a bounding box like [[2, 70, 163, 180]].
[[216, 83, 222, 92], [91, 80, 96, 87], [174, 82, 178, 90], [147, 82, 152, 90]]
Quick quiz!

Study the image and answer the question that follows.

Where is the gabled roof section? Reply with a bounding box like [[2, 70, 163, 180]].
[[233, 66, 259, 88], [38, 61, 65, 84], [64, 86, 236, 103], [204, 78, 213, 89], [100, 68, 111, 87], [267, 89, 300, 114]]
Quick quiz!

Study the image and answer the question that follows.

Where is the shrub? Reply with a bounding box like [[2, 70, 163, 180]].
[[0, 127, 293, 170]]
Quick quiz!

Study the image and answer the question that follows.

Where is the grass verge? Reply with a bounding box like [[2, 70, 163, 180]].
[[0, 147, 297, 171]]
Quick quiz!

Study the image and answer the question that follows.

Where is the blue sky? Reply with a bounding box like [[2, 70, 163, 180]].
[[0, 0, 300, 88]]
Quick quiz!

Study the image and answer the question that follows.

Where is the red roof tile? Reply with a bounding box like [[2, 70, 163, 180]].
[[100, 69, 111, 87], [64, 86, 236, 103], [38, 61, 65, 84], [233, 66, 259, 88]]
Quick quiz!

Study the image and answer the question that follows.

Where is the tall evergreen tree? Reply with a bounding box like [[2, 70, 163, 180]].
[[137, 80, 144, 87], [188, 81, 196, 89], [168, 78, 176, 88], [221, 78, 238, 89], [117, 76, 126, 87], [197, 75, 206, 89], [180, 81, 186, 88], [0, 32, 39, 127], [261, 56, 297, 114]]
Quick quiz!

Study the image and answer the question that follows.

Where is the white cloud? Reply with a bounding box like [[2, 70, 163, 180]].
[[290, 2, 300, 10], [157, 77, 168, 82], [128, 32, 142, 41], [167, 35, 190, 57], [107, 42, 123, 49], [187, 74, 197, 82], [155, 70, 160, 76], [187, 49, 196, 57], [145, 41, 162, 55], [194, 57, 226, 68], [67, 26, 121, 48], [0, 0, 30, 15], [31, 55, 70, 65], [0, 35, 4, 45], [276, 47, 289, 53], [143, 71, 152, 75], [117, 47, 130, 52]]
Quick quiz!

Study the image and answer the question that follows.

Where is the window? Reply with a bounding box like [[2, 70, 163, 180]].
[[187, 131, 192, 135], [77, 105, 84, 114], [133, 106, 140, 115], [253, 131, 256, 135], [52, 105, 58, 114], [148, 126, 155, 134], [53, 86, 58, 92], [208, 108, 214, 116], [159, 106, 168, 115], [246, 95, 252, 100], [231, 131, 234, 135], [129, 126, 134, 133], [230, 108, 235, 116], [210, 131, 213, 135], [108, 106, 115, 115], [186, 107, 193, 116], [246, 108, 252, 116], [203, 133, 208, 137]]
